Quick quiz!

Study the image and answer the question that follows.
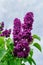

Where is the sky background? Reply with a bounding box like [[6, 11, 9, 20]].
[[0, 0, 43, 65]]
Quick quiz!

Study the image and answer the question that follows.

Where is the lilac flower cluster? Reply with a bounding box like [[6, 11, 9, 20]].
[[0, 22, 4, 31], [13, 12, 34, 58], [0, 22, 11, 37], [0, 29, 11, 37]]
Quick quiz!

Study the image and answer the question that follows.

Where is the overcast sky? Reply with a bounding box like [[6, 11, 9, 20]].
[[0, 0, 43, 65]]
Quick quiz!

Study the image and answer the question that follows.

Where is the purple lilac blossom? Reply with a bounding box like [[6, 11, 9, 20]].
[[13, 18, 21, 43], [24, 12, 34, 24], [13, 18, 21, 34], [13, 12, 34, 58], [0, 22, 4, 31], [13, 39, 30, 58], [22, 12, 34, 31], [0, 29, 11, 37]]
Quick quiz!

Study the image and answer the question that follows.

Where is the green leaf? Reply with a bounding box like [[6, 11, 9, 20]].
[[27, 57, 32, 65], [30, 57, 36, 65], [0, 62, 3, 65], [22, 58, 27, 62], [27, 57, 36, 65], [9, 58, 15, 65], [6, 38, 13, 45], [15, 58, 22, 65], [0, 37, 5, 47], [0, 60, 8, 65], [0, 37, 5, 43], [6, 38, 13, 52], [33, 43, 41, 52], [5, 52, 15, 65], [33, 35, 41, 41], [29, 49, 33, 57], [0, 47, 7, 62], [9, 58, 21, 65], [6, 52, 22, 65], [21, 64, 25, 65], [3, 61, 8, 65]]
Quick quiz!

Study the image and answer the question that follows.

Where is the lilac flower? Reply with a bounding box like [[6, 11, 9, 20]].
[[22, 23, 32, 31], [22, 29, 31, 39], [22, 30, 33, 43], [13, 12, 34, 58], [17, 52, 25, 58], [13, 39, 30, 58], [0, 22, 4, 31], [13, 18, 21, 34], [0, 29, 11, 37], [28, 36, 33, 43], [13, 32, 22, 41], [13, 18, 21, 44], [24, 12, 34, 24], [23, 12, 34, 31]]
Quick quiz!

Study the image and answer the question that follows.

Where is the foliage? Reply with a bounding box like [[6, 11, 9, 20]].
[[0, 34, 42, 65]]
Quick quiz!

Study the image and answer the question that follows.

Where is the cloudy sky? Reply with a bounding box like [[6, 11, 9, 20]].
[[0, 0, 43, 65]]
